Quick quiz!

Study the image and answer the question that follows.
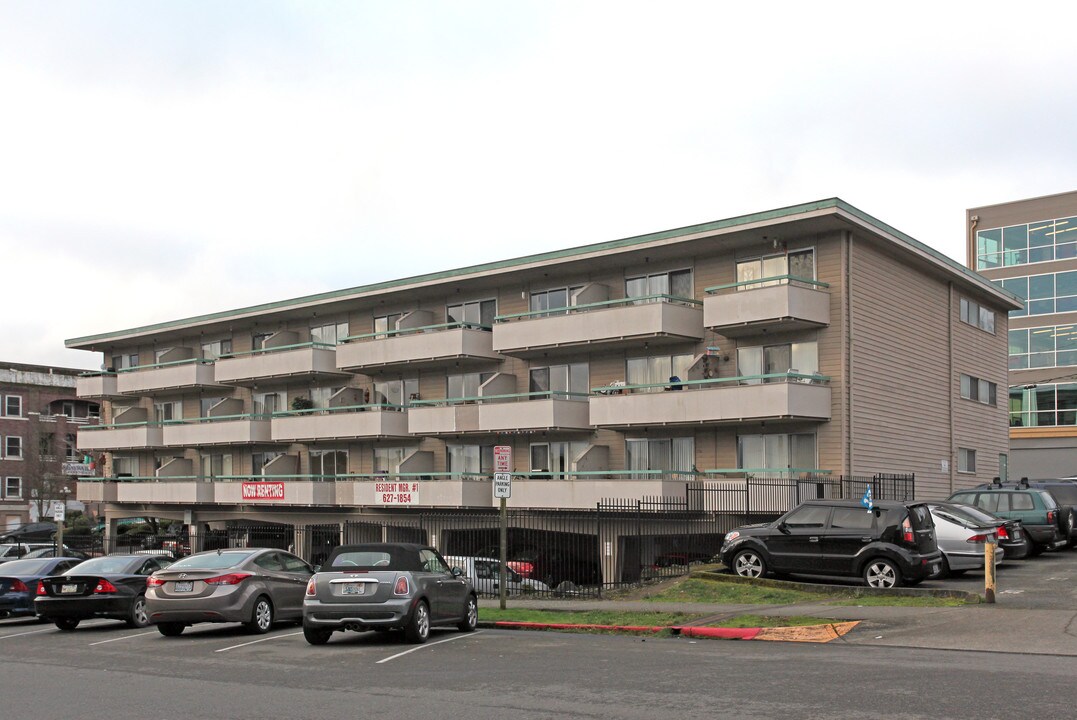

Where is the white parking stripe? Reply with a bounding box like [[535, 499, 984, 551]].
[[376, 631, 483, 664], [214, 630, 303, 653], [89, 630, 158, 646], [0, 627, 57, 640]]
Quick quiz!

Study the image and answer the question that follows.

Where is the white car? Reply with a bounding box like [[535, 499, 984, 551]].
[[0, 543, 52, 564], [444, 555, 550, 595]]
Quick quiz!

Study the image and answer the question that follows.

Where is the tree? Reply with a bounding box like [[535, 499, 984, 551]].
[[23, 414, 72, 522]]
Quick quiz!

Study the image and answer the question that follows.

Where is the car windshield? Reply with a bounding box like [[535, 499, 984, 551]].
[[167, 551, 253, 570], [327, 546, 424, 571], [68, 556, 140, 575], [0, 559, 55, 575]]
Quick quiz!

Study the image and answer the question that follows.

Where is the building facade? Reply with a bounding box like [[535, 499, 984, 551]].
[[68, 199, 1017, 540], [0, 363, 100, 530], [967, 190, 1077, 479]]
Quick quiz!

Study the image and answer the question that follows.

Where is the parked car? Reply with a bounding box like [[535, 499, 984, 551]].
[[0, 523, 57, 544], [302, 542, 477, 645], [720, 499, 942, 588], [975, 478, 1077, 547], [0, 557, 84, 618], [0, 543, 53, 564], [925, 503, 1008, 577], [947, 485, 1067, 555], [21, 546, 91, 560], [443, 555, 551, 596], [34, 554, 172, 630], [931, 502, 1030, 561], [145, 548, 315, 636]]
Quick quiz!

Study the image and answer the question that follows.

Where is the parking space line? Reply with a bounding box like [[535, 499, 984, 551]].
[[376, 631, 483, 664], [89, 631, 158, 646], [214, 630, 303, 653], [0, 627, 57, 640]]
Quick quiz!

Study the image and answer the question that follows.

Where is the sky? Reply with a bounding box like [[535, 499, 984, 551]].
[[3, 1, 1077, 370]]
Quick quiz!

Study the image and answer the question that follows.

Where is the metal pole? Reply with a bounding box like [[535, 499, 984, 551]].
[[499, 496, 507, 610], [984, 538, 997, 604]]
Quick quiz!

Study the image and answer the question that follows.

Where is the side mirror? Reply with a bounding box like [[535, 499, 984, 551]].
[[451, 566, 464, 578], [778, 521, 791, 535], [313, 565, 321, 573]]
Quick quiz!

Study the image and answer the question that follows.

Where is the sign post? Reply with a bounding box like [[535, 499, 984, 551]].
[[494, 446, 512, 610], [53, 499, 66, 553]]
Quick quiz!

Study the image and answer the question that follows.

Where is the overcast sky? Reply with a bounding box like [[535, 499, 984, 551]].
[[3, 1, 1076, 370]]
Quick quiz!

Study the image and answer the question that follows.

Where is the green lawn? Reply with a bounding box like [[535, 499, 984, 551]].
[[635, 577, 825, 604], [478, 607, 833, 629]]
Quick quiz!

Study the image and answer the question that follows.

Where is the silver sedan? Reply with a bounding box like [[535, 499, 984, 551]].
[[927, 503, 1005, 577]]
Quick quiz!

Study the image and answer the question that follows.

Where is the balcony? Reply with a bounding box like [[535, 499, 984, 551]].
[[272, 404, 411, 442], [589, 373, 832, 429], [337, 474, 494, 508], [212, 477, 336, 506], [703, 276, 830, 337], [160, 414, 275, 447], [336, 322, 503, 373], [493, 295, 704, 357], [77, 421, 162, 451], [408, 392, 592, 436], [214, 342, 350, 386], [509, 472, 691, 509], [76, 372, 123, 399], [116, 359, 225, 396]]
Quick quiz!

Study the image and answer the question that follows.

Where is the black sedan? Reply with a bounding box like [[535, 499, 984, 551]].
[[35, 554, 172, 630], [0, 557, 84, 619]]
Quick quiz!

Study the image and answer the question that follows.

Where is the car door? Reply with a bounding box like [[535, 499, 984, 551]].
[[276, 552, 315, 619], [252, 552, 290, 612], [766, 505, 831, 573], [818, 506, 877, 576], [420, 548, 467, 622]]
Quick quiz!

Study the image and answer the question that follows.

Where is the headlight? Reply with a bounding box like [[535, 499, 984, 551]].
[[723, 531, 740, 545]]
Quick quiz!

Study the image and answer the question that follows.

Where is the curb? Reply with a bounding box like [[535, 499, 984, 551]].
[[478, 620, 859, 643]]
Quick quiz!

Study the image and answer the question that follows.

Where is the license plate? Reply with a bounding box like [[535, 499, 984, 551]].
[[61, 584, 79, 594], [173, 581, 194, 593], [342, 583, 366, 596], [930, 564, 939, 575]]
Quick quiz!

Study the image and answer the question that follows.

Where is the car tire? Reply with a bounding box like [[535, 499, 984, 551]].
[[127, 595, 150, 628], [303, 625, 332, 645], [731, 549, 766, 579], [457, 594, 477, 633], [863, 558, 902, 589], [939, 555, 952, 579], [54, 618, 79, 631], [404, 600, 430, 644], [157, 622, 185, 637], [245, 596, 274, 634]]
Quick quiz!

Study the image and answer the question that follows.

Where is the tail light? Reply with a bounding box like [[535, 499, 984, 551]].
[[203, 573, 251, 586], [305, 578, 317, 596], [393, 576, 410, 595], [94, 579, 118, 594], [966, 534, 990, 543], [1047, 510, 1057, 526], [996, 525, 1010, 540], [146, 576, 165, 587], [11, 579, 28, 593], [36, 581, 46, 596], [901, 517, 915, 544]]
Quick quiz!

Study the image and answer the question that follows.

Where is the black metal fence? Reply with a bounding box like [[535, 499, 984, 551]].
[[57, 473, 913, 596]]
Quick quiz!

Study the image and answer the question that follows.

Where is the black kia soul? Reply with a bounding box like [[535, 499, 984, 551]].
[[720, 500, 941, 588]]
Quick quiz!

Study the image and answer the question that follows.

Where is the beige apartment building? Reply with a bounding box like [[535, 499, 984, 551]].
[[967, 190, 1077, 479], [69, 198, 1017, 536]]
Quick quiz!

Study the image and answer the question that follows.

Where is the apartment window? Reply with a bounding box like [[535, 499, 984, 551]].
[[737, 341, 818, 383], [447, 299, 496, 328], [959, 297, 996, 333], [201, 338, 233, 359], [252, 333, 272, 351], [374, 447, 408, 475], [530, 441, 587, 477], [530, 286, 583, 317], [374, 313, 403, 335], [154, 401, 180, 423], [735, 249, 815, 289], [960, 374, 997, 406], [253, 451, 283, 473], [201, 453, 233, 478], [447, 372, 493, 400], [88, 404, 100, 419], [4, 477, 21, 498], [373, 379, 418, 407], [310, 449, 348, 478], [997, 271, 1077, 319], [253, 392, 283, 415], [113, 456, 138, 477], [1009, 383, 1077, 427], [626, 269, 692, 301], [977, 216, 1077, 270], [311, 321, 348, 345], [737, 433, 817, 472], [65, 434, 78, 461], [3, 395, 22, 417], [447, 444, 494, 474], [626, 437, 694, 479], [4, 436, 22, 459], [529, 363, 589, 399], [1009, 325, 1077, 370], [958, 448, 976, 474], [110, 353, 139, 370], [626, 354, 693, 392]]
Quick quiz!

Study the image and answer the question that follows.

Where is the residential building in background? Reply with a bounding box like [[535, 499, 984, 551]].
[[968, 190, 1077, 479], [0, 363, 100, 530]]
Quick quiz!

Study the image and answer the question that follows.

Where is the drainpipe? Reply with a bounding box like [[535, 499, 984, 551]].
[[843, 230, 853, 475]]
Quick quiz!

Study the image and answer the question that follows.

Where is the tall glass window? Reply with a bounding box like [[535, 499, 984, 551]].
[[201, 338, 233, 360], [529, 363, 589, 399], [735, 249, 814, 289], [447, 372, 493, 399], [311, 322, 348, 345], [625, 437, 694, 479], [447, 444, 494, 474], [1009, 325, 1077, 370], [374, 378, 419, 406], [374, 313, 402, 335], [374, 447, 407, 474], [626, 269, 692, 301], [1010, 383, 1077, 427], [529, 441, 588, 477], [201, 453, 233, 478], [310, 449, 348, 478], [530, 286, 582, 316], [447, 299, 496, 327], [977, 216, 1077, 269], [737, 341, 818, 382], [626, 354, 693, 392], [737, 433, 817, 472]]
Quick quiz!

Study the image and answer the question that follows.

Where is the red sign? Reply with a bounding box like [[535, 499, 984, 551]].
[[494, 445, 512, 473], [242, 482, 285, 500]]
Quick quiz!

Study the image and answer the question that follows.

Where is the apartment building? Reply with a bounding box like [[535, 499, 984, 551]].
[[68, 198, 1018, 540], [0, 363, 100, 530], [967, 190, 1077, 479]]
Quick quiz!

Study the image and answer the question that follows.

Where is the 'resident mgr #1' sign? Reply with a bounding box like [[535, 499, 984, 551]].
[[242, 481, 286, 500], [374, 481, 420, 505]]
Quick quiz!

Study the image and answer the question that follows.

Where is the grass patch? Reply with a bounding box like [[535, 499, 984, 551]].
[[635, 577, 825, 605], [479, 608, 707, 626], [825, 595, 971, 607], [714, 614, 833, 628]]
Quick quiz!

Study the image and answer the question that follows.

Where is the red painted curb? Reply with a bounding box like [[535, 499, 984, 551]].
[[675, 626, 761, 640], [491, 621, 762, 640]]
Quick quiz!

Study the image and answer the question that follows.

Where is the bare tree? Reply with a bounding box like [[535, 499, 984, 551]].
[[23, 414, 70, 521]]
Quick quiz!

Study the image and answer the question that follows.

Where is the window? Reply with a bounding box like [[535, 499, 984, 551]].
[[781, 505, 830, 528], [625, 437, 694, 479], [310, 449, 348, 478], [447, 444, 494, 474], [374, 313, 403, 335], [201, 453, 233, 478], [958, 448, 976, 474], [830, 507, 874, 530], [311, 321, 348, 345], [626, 354, 693, 392], [959, 298, 995, 333], [1009, 383, 1077, 427], [60, 401, 75, 417], [1009, 325, 1077, 370], [996, 271, 1077, 318], [530, 286, 582, 316], [65, 434, 78, 461], [626, 269, 692, 302], [447, 372, 493, 400], [113, 456, 138, 477], [959, 374, 997, 406], [977, 216, 1077, 270], [737, 433, 817, 471], [253, 451, 283, 473], [374, 378, 418, 406], [110, 353, 139, 370], [253, 392, 283, 415], [447, 299, 496, 327], [4, 436, 22, 459], [735, 249, 815, 289], [201, 338, 233, 359], [4, 477, 21, 499], [529, 363, 589, 399], [3, 395, 22, 417], [737, 342, 818, 383], [529, 441, 588, 477], [252, 333, 272, 351], [374, 447, 408, 475], [1010, 493, 1034, 511], [154, 401, 180, 423], [309, 385, 346, 409]]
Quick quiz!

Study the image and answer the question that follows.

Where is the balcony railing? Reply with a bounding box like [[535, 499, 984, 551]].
[[115, 358, 224, 395], [213, 342, 348, 385], [77, 420, 163, 451], [408, 391, 592, 435], [77, 371, 122, 399], [271, 403, 411, 441], [703, 275, 830, 337], [492, 294, 704, 356], [160, 413, 275, 447], [336, 321, 503, 371]]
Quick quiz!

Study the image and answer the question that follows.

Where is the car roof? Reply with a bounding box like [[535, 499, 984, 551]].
[[333, 543, 429, 553], [798, 499, 917, 509]]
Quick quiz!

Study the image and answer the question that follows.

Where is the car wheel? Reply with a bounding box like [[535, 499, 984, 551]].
[[303, 625, 332, 645], [54, 618, 79, 631], [457, 594, 478, 632], [245, 596, 274, 634], [404, 600, 430, 644], [731, 549, 766, 579], [938, 555, 952, 579], [157, 622, 185, 637], [127, 595, 150, 628], [863, 558, 901, 589]]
